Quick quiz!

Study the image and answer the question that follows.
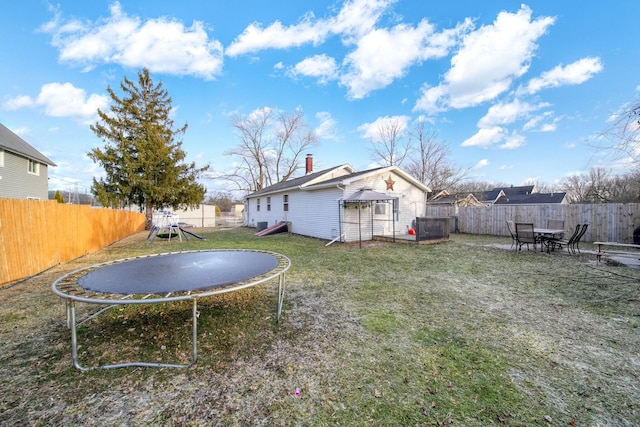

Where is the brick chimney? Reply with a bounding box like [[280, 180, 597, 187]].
[[305, 154, 313, 174]]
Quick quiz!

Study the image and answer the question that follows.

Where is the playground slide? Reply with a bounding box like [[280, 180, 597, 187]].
[[180, 227, 206, 239], [255, 222, 288, 237]]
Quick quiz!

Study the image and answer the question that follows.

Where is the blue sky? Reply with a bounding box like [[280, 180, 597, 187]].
[[1, 0, 638, 196]]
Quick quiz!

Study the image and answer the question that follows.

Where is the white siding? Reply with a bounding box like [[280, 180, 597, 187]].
[[344, 170, 426, 236], [246, 188, 343, 240]]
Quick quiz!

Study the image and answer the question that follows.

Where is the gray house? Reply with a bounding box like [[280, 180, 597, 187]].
[[0, 123, 56, 200]]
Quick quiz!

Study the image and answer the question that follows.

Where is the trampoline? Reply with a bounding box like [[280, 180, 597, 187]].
[[52, 249, 290, 370]]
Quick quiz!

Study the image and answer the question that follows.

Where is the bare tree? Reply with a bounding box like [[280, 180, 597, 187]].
[[225, 108, 272, 192], [523, 180, 563, 194], [561, 167, 640, 203], [223, 108, 318, 193], [368, 117, 412, 166], [272, 110, 319, 183], [596, 97, 640, 168], [561, 173, 591, 203], [205, 190, 234, 212], [608, 173, 640, 202], [404, 118, 468, 190], [585, 167, 613, 203], [451, 180, 503, 194]]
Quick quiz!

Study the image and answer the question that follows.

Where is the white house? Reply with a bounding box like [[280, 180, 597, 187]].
[[244, 159, 430, 243]]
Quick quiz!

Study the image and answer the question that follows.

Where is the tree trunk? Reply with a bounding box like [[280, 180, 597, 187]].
[[145, 204, 154, 230]]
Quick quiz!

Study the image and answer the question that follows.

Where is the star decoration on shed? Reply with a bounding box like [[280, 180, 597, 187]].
[[384, 175, 395, 191]]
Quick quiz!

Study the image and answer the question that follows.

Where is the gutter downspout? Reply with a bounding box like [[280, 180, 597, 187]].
[[336, 185, 345, 244]]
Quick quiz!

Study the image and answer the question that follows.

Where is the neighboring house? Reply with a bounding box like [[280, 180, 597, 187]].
[[0, 123, 56, 200], [426, 190, 485, 210], [474, 185, 567, 205], [244, 159, 430, 243], [477, 185, 534, 205], [427, 185, 568, 210], [494, 192, 568, 205]]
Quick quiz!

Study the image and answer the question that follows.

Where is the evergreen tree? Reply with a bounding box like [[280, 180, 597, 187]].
[[54, 190, 65, 203], [89, 68, 208, 229]]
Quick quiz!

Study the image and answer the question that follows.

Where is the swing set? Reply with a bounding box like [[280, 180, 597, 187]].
[[147, 210, 206, 243]]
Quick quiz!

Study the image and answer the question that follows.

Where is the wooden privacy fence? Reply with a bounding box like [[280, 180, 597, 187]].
[[0, 199, 145, 286], [424, 203, 640, 244]]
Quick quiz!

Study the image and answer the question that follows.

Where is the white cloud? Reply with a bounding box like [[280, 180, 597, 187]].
[[475, 159, 489, 168], [341, 19, 470, 99], [37, 83, 108, 120], [522, 57, 603, 95], [3, 95, 34, 110], [227, 0, 468, 99], [477, 99, 549, 128], [357, 115, 410, 141], [4, 82, 108, 122], [461, 126, 505, 148], [42, 2, 224, 79], [462, 126, 524, 150], [314, 111, 338, 140], [499, 132, 525, 149], [226, 15, 329, 57], [538, 122, 557, 132], [226, 0, 391, 56], [414, 5, 555, 113], [291, 55, 338, 84], [523, 111, 558, 132], [330, 0, 394, 43]]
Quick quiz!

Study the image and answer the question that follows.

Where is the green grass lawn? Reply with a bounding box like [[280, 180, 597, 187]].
[[1, 228, 639, 426]]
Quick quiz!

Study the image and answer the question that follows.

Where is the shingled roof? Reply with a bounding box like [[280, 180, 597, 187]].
[[247, 164, 429, 198], [494, 192, 567, 205], [0, 123, 56, 166], [247, 164, 355, 197]]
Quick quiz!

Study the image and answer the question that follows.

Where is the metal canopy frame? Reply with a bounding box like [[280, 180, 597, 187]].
[[338, 188, 398, 249], [52, 249, 290, 371]]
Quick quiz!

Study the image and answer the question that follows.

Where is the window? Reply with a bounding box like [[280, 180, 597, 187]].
[[256, 198, 261, 212], [283, 194, 289, 212], [0, 149, 4, 167], [374, 202, 386, 215], [267, 196, 271, 211], [28, 159, 39, 175]]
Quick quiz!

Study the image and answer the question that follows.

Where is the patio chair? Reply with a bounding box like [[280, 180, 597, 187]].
[[572, 224, 589, 254], [515, 222, 537, 251], [506, 220, 517, 248], [549, 224, 581, 254]]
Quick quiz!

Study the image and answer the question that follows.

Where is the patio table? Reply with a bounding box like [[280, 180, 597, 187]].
[[534, 228, 565, 253]]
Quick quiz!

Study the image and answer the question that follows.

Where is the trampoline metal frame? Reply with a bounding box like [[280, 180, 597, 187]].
[[52, 249, 290, 371]]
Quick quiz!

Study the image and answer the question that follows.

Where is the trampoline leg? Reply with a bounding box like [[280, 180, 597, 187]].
[[69, 301, 89, 371], [191, 298, 198, 366], [277, 272, 286, 322], [65, 299, 72, 329]]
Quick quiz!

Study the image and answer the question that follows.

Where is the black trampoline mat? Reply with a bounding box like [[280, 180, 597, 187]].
[[78, 251, 280, 295]]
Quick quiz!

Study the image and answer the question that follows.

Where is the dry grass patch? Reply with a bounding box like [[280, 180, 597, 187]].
[[1, 229, 639, 426]]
